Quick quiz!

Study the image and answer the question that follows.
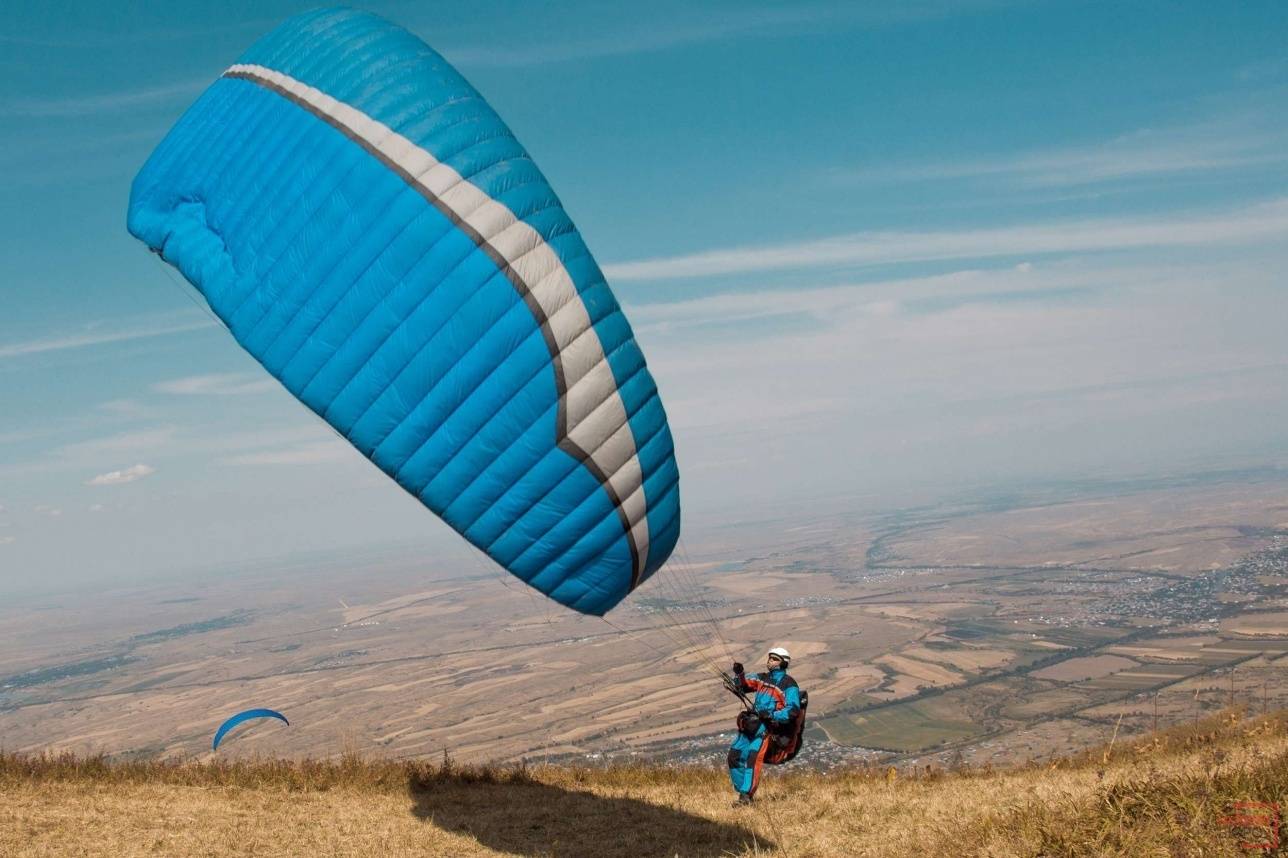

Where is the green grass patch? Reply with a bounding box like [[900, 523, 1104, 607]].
[[1117, 664, 1203, 679], [1032, 626, 1126, 649], [999, 689, 1093, 720], [1081, 673, 1178, 691], [1207, 638, 1288, 654]]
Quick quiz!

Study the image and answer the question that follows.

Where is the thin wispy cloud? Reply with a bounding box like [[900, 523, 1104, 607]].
[[0, 316, 212, 361], [224, 440, 354, 467], [443, 0, 1025, 67], [885, 139, 1273, 188], [3, 422, 341, 484], [633, 244, 1288, 512], [0, 536, 14, 546], [0, 17, 276, 48], [444, 6, 828, 68], [1236, 57, 1288, 83], [606, 197, 1288, 281], [56, 425, 331, 464], [58, 428, 178, 462], [94, 399, 171, 422], [630, 263, 1072, 335], [4, 78, 211, 118], [636, 252, 1281, 395], [0, 429, 45, 445], [85, 464, 156, 486], [0, 127, 167, 168], [154, 373, 277, 396], [843, 107, 1288, 190]]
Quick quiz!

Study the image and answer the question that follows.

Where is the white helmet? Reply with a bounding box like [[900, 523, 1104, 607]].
[[767, 646, 791, 663]]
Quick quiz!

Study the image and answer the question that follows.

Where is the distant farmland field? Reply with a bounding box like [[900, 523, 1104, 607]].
[[819, 700, 984, 752]]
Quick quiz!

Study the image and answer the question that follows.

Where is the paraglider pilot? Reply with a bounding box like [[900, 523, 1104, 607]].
[[726, 646, 801, 805]]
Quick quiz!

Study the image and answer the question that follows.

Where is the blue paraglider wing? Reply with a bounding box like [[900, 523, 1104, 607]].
[[212, 708, 290, 751], [127, 8, 680, 616]]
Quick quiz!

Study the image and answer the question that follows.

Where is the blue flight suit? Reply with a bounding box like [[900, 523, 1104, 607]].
[[727, 667, 800, 797]]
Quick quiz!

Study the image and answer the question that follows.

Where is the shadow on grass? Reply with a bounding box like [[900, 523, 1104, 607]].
[[407, 769, 769, 857]]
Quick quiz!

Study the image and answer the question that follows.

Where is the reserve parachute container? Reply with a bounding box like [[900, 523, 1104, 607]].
[[127, 8, 679, 616]]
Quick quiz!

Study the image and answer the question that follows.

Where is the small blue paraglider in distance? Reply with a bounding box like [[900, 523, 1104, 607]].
[[212, 708, 289, 751]]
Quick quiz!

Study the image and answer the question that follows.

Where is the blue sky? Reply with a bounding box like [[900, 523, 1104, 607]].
[[2, 1, 1287, 596]]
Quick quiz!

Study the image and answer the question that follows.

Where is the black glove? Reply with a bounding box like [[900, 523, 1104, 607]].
[[732, 662, 744, 675]]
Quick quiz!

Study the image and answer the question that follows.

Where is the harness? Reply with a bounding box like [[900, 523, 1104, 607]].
[[730, 671, 809, 765]]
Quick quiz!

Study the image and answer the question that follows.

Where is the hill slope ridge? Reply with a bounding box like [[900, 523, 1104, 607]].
[[4, 710, 1286, 857]]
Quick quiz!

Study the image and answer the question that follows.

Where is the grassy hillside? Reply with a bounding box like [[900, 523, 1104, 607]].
[[4, 710, 1287, 857]]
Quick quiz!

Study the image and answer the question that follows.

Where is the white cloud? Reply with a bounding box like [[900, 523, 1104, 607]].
[[605, 197, 1288, 281], [154, 373, 277, 396], [0, 536, 14, 546], [88, 504, 105, 513], [33, 505, 63, 517], [0, 316, 213, 361], [85, 464, 157, 486]]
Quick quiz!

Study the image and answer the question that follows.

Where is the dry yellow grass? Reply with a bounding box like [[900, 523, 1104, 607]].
[[4, 711, 1287, 857]]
